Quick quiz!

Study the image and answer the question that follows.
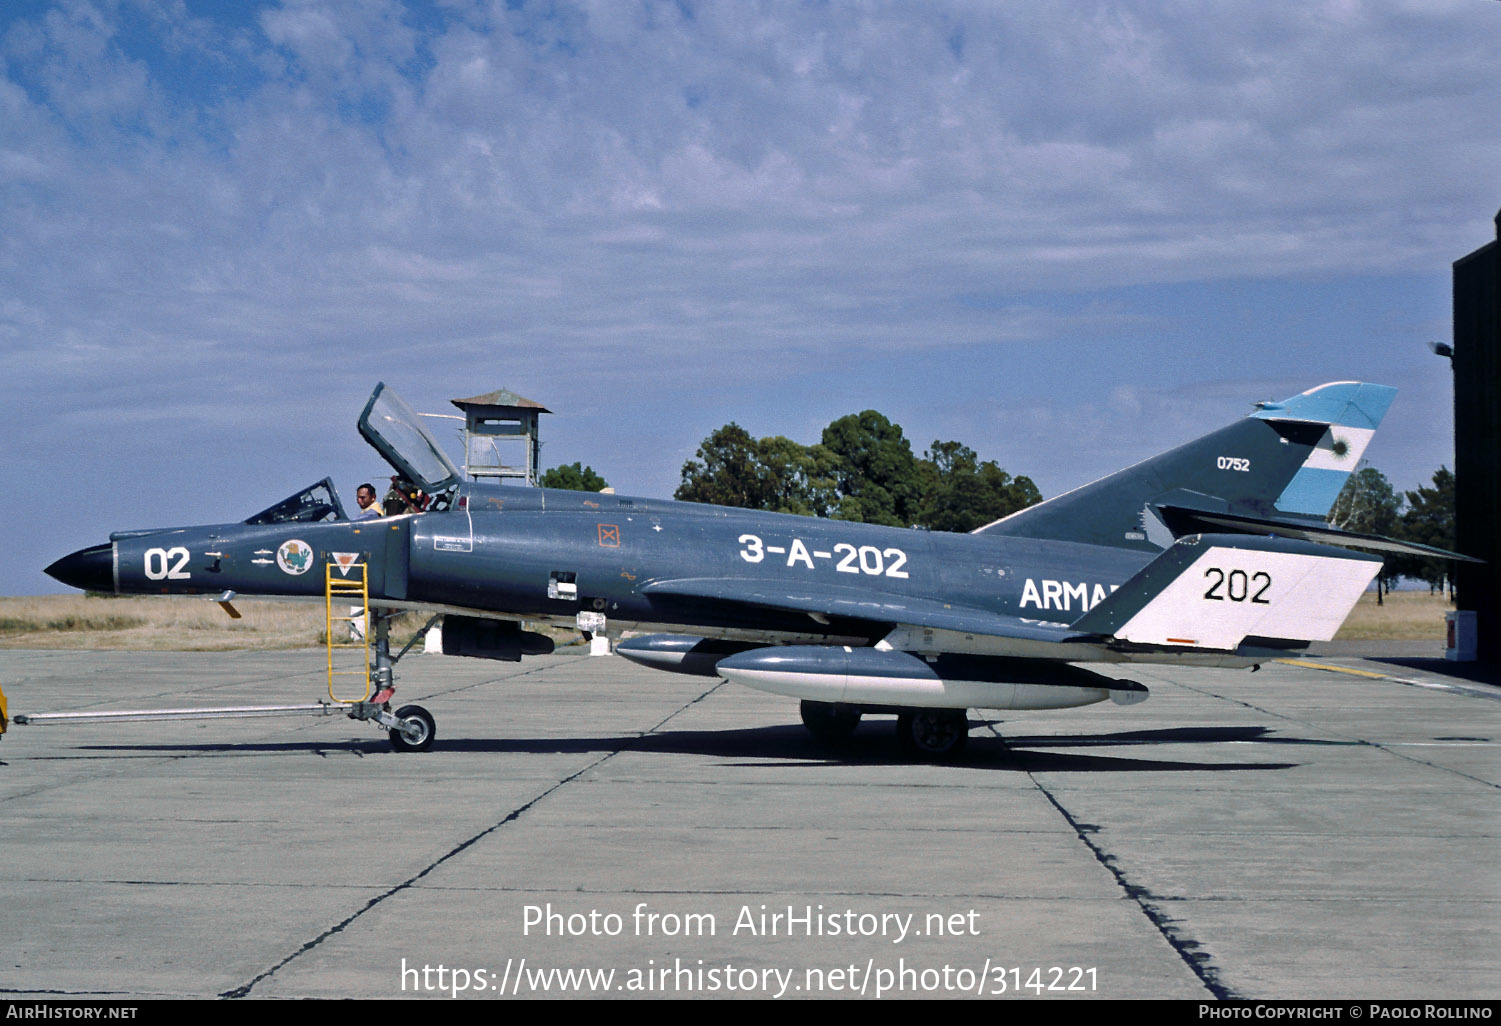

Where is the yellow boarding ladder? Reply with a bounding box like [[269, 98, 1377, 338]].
[[325, 561, 371, 702]]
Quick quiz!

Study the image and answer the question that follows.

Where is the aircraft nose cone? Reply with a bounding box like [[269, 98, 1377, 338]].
[[46, 543, 114, 593]]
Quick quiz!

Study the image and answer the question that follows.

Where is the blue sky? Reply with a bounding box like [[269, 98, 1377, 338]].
[[3, 0, 1497, 594]]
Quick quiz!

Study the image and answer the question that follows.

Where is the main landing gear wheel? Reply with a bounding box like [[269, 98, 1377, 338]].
[[388, 704, 435, 752], [800, 700, 862, 742], [896, 709, 969, 760]]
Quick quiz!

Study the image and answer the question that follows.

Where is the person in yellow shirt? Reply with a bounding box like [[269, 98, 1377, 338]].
[[354, 483, 384, 519]]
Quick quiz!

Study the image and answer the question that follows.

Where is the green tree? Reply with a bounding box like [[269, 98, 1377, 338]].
[[914, 440, 1042, 533], [1329, 466, 1402, 603], [675, 427, 842, 515], [1397, 467, 1457, 598], [540, 462, 609, 492], [755, 435, 841, 517], [675, 424, 776, 509], [675, 414, 1040, 533], [820, 410, 920, 526]]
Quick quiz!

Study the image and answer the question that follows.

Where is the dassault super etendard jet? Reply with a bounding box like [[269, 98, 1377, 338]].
[[45, 381, 1466, 757]]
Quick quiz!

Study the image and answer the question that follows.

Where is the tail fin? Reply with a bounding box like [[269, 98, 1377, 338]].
[[976, 382, 1397, 551]]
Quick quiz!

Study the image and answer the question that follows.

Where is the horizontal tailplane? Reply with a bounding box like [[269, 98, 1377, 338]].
[[1070, 533, 1381, 653]]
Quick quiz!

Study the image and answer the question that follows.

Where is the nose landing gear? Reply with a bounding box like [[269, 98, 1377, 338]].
[[386, 704, 436, 752], [351, 607, 443, 753]]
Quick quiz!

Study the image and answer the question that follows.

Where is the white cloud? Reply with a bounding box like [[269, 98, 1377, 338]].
[[0, 0, 1489, 590]]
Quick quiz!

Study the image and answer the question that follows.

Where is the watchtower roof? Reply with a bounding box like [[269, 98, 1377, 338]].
[[451, 390, 551, 414]]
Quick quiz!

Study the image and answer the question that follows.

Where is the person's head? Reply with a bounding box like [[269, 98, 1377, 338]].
[[356, 483, 377, 508]]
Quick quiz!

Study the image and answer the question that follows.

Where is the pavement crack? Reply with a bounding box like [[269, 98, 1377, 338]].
[[988, 727, 1239, 1001], [1178, 682, 1501, 791], [220, 678, 720, 999]]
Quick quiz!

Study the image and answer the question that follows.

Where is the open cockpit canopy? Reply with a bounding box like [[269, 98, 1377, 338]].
[[358, 382, 463, 508]]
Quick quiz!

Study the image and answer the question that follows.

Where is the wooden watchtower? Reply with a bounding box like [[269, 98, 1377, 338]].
[[450, 389, 551, 486]]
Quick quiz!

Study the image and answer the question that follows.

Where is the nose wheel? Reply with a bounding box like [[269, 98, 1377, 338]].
[[387, 704, 435, 752], [359, 609, 441, 752]]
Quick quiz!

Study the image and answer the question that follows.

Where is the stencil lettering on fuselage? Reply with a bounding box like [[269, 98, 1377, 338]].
[[1019, 578, 1117, 612], [737, 533, 909, 579]]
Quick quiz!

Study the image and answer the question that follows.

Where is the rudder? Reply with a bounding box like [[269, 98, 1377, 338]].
[[1248, 381, 1394, 516]]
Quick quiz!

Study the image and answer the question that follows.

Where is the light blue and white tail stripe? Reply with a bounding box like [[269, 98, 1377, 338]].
[[1251, 382, 1397, 516]]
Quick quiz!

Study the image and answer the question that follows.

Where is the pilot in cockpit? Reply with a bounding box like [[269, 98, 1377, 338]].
[[354, 483, 385, 519]]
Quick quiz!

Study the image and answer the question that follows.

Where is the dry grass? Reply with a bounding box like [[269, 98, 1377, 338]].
[[1332, 590, 1453, 641], [1, 588, 1451, 650], [0, 594, 391, 651]]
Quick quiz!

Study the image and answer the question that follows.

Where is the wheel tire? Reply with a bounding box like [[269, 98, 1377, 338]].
[[388, 704, 435, 752], [800, 700, 862, 742], [896, 709, 969, 760]]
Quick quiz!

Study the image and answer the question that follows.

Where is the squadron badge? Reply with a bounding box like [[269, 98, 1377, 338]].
[[276, 539, 314, 575]]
